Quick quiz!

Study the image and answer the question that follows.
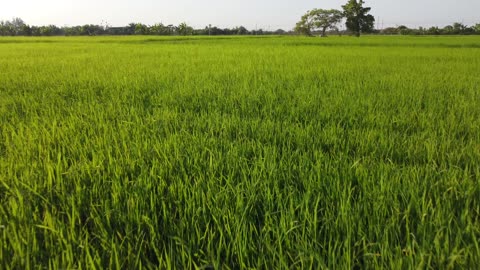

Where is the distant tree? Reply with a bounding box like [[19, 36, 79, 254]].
[[78, 24, 105, 36], [64, 26, 78, 36], [442, 25, 454, 35], [207, 26, 225, 35], [134, 23, 149, 35], [475, 24, 480, 34], [381, 27, 398, 35], [149, 23, 170, 35], [465, 27, 476, 35], [223, 28, 235, 35], [0, 18, 31, 36], [397, 26, 415, 35], [453, 22, 475, 34], [39, 25, 63, 36], [296, 9, 343, 37], [127, 23, 136, 35], [342, 0, 375, 37], [20, 24, 32, 36], [29, 26, 41, 36], [178, 22, 193, 36], [251, 28, 264, 35], [417, 26, 427, 35], [192, 27, 207, 35], [236, 26, 249, 35], [0, 20, 15, 36], [196, 26, 209, 35], [426, 26, 441, 35], [452, 22, 467, 34]]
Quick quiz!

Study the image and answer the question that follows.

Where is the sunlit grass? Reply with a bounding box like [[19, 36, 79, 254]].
[[0, 35, 479, 269]]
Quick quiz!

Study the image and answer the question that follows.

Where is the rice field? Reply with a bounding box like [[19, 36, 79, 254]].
[[0, 35, 479, 269]]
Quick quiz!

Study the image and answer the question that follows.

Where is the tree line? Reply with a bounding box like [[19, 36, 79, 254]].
[[380, 23, 480, 36], [2, 0, 480, 38], [0, 18, 289, 37], [296, 0, 480, 37]]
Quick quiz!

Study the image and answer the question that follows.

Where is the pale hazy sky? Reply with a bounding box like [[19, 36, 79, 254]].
[[1, 0, 479, 30]]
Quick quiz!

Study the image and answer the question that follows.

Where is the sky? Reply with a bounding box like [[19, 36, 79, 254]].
[[1, 0, 479, 30]]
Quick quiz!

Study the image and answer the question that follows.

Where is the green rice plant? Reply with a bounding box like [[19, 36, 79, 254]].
[[0, 35, 479, 269]]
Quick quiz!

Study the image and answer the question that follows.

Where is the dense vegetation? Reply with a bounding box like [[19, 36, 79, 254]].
[[0, 36, 479, 269], [381, 23, 480, 36], [2, 17, 480, 37], [0, 18, 283, 37]]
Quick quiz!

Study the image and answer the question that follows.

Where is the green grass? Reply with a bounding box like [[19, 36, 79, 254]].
[[0, 35, 479, 269]]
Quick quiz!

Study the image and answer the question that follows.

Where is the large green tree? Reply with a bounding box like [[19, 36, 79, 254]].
[[342, 0, 375, 37], [295, 13, 315, 36], [295, 9, 343, 37]]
